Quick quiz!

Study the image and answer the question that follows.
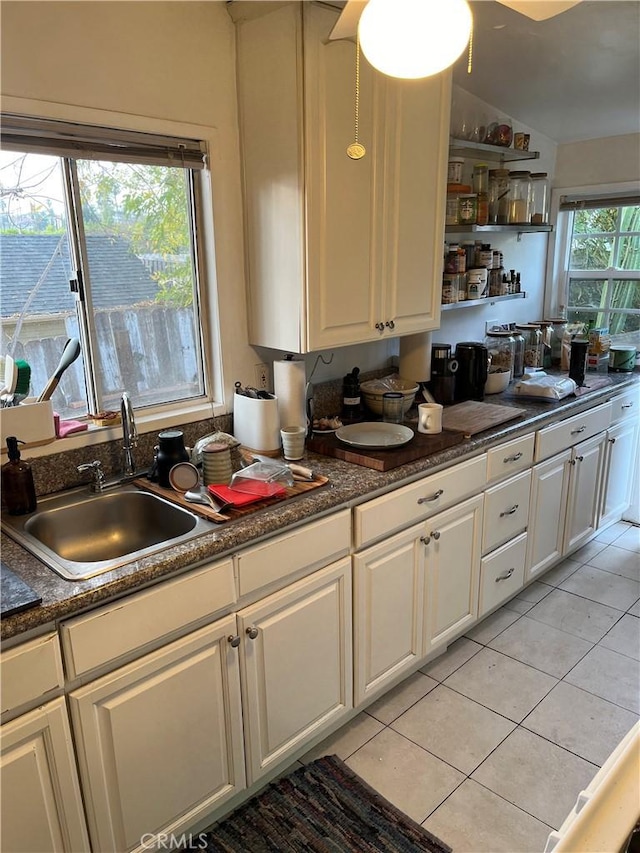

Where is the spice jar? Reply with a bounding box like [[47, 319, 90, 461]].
[[530, 172, 550, 224], [488, 169, 510, 224], [458, 193, 478, 224], [446, 183, 471, 226], [507, 171, 532, 224], [473, 163, 489, 226], [516, 323, 544, 369], [484, 330, 515, 377]]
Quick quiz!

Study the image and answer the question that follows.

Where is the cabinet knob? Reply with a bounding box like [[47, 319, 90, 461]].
[[385, 320, 395, 330], [227, 635, 241, 648], [420, 535, 431, 546], [570, 425, 586, 435], [503, 452, 523, 463], [575, 454, 584, 462], [500, 504, 519, 517], [609, 437, 616, 445], [495, 568, 515, 582], [375, 322, 385, 332], [430, 530, 441, 540], [246, 626, 259, 640], [417, 489, 444, 505]]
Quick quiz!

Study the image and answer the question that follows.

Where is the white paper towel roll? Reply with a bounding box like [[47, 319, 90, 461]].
[[273, 358, 307, 429], [399, 331, 433, 384]]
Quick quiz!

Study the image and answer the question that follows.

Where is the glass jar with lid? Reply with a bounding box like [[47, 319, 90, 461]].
[[544, 318, 568, 366], [484, 330, 515, 377], [507, 171, 532, 224], [473, 163, 489, 226], [530, 173, 550, 224], [516, 323, 544, 368], [488, 168, 510, 224], [530, 321, 553, 368], [511, 330, 525, 377]]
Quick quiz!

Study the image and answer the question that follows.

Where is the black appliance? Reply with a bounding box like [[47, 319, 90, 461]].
[[455, 342, 489, 402], [429, 343, 458, 405]]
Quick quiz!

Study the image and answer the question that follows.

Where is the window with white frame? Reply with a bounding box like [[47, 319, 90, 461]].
[[0, 115, 210, 419], [559, 195, 640, 349]]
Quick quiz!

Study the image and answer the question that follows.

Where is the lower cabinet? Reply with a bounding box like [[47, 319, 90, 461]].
[[563, 432, 607, 554], [353, 494, 483, 706], [479, 533, 527, 618], [238, 557, 352, 785], [69, 616, 245, 853], [600, 417, 638, 528], [0, 698, 90, 853]]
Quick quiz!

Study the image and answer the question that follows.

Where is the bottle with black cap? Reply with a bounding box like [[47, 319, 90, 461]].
[[2, 436, 37, 515]]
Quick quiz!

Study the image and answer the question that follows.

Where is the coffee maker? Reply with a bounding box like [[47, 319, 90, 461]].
[[455, 342, 489, 402], [429, 343, 458, 405]]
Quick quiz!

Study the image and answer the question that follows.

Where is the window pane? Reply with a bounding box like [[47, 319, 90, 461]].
[[76, 160, 204, 410], [567, 278, 608, 309], [573, 208, 616, 234], [619, 205, 640, 233], [618, 234, 640, 270], [610, 279, 640, 311], [570, 236, 614, 269], [609, 312, 640, 348], [0, 151, 87, 417]]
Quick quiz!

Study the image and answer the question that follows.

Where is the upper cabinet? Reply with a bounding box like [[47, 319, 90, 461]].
[[235, 2, 451, 352]]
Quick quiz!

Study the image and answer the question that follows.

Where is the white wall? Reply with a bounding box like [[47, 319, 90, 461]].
[[554, 133, 640, 189]]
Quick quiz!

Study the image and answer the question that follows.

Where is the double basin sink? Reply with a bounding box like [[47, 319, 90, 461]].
[[1, 484, 212, 580]]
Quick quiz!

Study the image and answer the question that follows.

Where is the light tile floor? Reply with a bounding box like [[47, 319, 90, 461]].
[[300, 521, 640, 853]]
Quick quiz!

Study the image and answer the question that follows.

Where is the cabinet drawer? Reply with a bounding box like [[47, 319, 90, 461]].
[[479, 533, 527, 617], [235, 510, 350, 597], [483, 469, 531, 554], [354, 454, 487, 549], [1, 632, 64, 715], [535, 402, 612, 461], [486, 433, 535, 484], [609, 387, 639, 425], [61, 559, 235, 679]]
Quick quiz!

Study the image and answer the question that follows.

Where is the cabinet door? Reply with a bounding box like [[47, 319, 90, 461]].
[[1, 698, 90, 853], [424, 494, 483, 650], [69, 616, 245, 853], [238, 558, 352, 785], [564, 433, 606, 555], [525, 449, 571, 582], [600, 419, 639, 528], [353, 524, 425, 707]]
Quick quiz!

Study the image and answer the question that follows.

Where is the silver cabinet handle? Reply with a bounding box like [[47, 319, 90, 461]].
[[228, 635, 241, 648], [503, 452, 523, 463], [571, 425, 586, 434], [495, 568, 515, 582], [430, 530, 441, 540], [420, 535, 431, 546], [500, 504, 519, 517], [622, 403, 633, 409], [417, 489, 444, 505], [385, 320, 395, 330], [246, 626, 259, 640]]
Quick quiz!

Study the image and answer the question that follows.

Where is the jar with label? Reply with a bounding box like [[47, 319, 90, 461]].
[[473, 163, 489, 226], [462, 241, 476, 271], [446, 183, 471, 226], [447, 157, 465, 184], [488, 267, 506, 296], [475, 243, 493, 268], [442, 274, 460, 304], [466, 268, 488, 299], [484, 330, 515, 376], [508, 171, 532, 224], [444, 244, 466, 273], [488, 169, 510, 224], [516, 323, 543, 368], [458, 193, 477, 224], [530, 172, 550, 224]]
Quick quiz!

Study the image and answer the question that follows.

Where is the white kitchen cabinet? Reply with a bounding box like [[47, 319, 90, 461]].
[[525, 449, 571, 582], [353, 524, 425, 706], [237, 558, 352, 785], [69, 616, 245, 853], [599, 414, 639, 529], [479, 533, 528, 618], [424, 494, 483, 650], [563, 432, 607, 554], [234, 2, 449, 352], [0, 698, 90, 853]]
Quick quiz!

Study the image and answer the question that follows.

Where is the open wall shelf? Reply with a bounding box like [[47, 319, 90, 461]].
[[441, 292, 526, 312]]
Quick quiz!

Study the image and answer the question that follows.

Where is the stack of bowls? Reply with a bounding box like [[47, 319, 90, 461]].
[[202, 442, 232, 485]]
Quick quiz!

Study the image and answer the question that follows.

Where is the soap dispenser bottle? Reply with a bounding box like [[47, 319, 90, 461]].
[[2, 436, 37, 515]]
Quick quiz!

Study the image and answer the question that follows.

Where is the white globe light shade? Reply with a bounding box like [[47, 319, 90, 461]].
[[358, 0, 473, 79]]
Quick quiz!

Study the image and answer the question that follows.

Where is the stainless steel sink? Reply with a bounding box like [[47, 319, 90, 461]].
[[1, 485, 212, 580]]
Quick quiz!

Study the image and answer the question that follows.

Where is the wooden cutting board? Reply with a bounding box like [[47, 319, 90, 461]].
[[442, 401, 527, 436], [307, 429, 464, 471]]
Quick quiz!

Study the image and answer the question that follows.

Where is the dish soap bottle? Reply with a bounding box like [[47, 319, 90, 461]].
[[2, 436, 37, 515], [342, 367, 362, 422]]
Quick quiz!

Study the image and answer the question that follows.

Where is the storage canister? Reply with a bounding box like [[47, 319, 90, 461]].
[[484, 330, 515, 377], [511, 330, 525, 377], [458, 193, 478, 224], [530, 173, 550, 224], [507, 171, 532, 224], [488, 168, 510, 224], [516, 323, 544, 368], [446, 183, 471, 226], [544, 318, 567, 367], [473, 163, 489, 226]]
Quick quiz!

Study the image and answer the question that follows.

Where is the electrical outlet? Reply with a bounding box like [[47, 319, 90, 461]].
[[254, 363, 269, 391], [485, 318, 499, 334]]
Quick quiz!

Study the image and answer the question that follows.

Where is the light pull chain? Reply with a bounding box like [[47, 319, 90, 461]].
[[467, 17, 474, 74], [347, 33, 366, 160]]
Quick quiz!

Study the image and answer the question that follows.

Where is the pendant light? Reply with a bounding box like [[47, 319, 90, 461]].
[[358, 0, 473, 79]]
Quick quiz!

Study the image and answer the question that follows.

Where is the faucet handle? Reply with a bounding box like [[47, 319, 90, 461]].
[[77, 460, 105, 491]]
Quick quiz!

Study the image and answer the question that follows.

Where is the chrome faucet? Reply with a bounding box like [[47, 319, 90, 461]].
[[121, 392, 137, 478]]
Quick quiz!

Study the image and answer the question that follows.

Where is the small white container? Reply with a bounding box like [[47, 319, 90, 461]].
[[447, 157, 465, 184], [233, 393, 280, 454], [1, 400, 56, 452]]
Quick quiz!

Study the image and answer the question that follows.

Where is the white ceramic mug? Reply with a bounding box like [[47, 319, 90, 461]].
[[280, 425, 306, 461], [418, 402, 443, 434]]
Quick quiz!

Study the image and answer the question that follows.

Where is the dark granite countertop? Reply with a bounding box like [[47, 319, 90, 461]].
[[2, 372, 637, 642]]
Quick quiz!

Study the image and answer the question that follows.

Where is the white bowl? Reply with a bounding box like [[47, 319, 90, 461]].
[[360, 375, 419, 416], [484, 370, 511, 394]]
